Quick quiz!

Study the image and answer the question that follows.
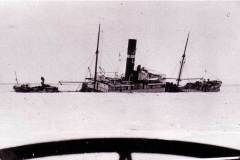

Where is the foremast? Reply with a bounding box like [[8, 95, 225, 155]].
[[177, 32, 190, 87], [93, 24, 101, 91]]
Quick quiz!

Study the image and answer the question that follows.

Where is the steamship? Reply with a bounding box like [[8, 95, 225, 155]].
[[79, 25, 221, 93], [80, 25, 166, 92]]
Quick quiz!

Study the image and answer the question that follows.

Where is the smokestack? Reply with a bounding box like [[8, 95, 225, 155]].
[[125, 39, 137, 81]]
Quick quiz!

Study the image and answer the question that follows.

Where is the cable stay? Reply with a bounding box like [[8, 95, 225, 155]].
[[202, 69, 220, 80], [165, 77, 203, 80]]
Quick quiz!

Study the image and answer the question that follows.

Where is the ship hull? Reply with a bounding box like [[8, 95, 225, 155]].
[[181, 88, 220, 92], [13, 84, 59, 93], [182, 80, 222, 92], [80, 81, 165, 93], [165, 80, 222, 93], [81, 80, 221, 93]]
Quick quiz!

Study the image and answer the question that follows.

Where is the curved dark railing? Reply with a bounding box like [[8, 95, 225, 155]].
[[1, 138, 240, 160]]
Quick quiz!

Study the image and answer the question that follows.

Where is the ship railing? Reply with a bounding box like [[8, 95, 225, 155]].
[[147, 83, 165, 86], [112, 84, 134, 87]]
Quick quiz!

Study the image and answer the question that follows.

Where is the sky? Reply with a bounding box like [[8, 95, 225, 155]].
[[0, 1, 239, 84]]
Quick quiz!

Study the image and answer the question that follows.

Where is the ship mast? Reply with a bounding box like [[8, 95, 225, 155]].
[[14, 71, 19, 84], [177, 32, 190, 87], [93, 24, 101, 91]]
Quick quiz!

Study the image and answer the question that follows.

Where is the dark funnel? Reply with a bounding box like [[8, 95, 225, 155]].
[[125, 39, 137, 81]]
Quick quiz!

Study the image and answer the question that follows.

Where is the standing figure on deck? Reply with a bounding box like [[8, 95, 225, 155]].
[[41, 76, 45, 87]]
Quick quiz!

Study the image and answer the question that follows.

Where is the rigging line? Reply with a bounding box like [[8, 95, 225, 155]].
[[59, 53, 94, 81], [84, 51, 97, 80], [85, 53, 96, 78], [183, 35, 206, 76], [116, 51, 122, 76], [99, 34, 121, 74], [100, 52, 115, 74], [107, 52, 118, 73], [205, 69, 219, 80], [117, 47, 129, 71], [169, 60, 180, 77], [98, 42, 116, 74], [119, 47, 128, 67], [97, 31, 116, 76], [75, 82, 82, 91], [115, 51, 122, 75], [85, 52, 95, 67], [0, 83, 16, 85], [60, 67, 80, 82], [98, 29, 104, 70]]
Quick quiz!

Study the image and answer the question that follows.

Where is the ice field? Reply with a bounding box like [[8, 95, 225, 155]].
[[1, 85, 240, 150]]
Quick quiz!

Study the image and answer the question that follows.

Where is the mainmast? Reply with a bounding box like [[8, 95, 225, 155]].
[[177, 32, 190, 87], [93, 24, 101, 91]]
